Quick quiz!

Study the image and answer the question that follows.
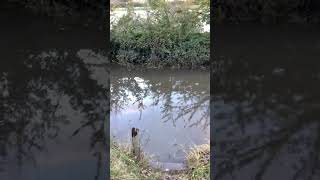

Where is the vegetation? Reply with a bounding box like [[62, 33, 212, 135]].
[[111, 141, 210, 180], [111, 0, 209, 69], [111, 141, 163, 179], [185, 144, 210, 179]]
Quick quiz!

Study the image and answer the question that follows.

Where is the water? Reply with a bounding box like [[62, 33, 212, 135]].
[[212, 24, 320, 180], [0, 49, 108, 180], [0, 3, 103, 49], [110, 66, 210, 169]]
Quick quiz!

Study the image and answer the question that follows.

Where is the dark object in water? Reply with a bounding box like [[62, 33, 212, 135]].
[[131, 127, 141, 161], [132, 127, 139, 137]]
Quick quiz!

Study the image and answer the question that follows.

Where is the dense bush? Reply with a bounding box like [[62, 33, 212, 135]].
[[111, 0, 209, 69]]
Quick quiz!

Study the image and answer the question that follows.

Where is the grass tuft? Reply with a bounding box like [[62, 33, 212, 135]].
[[111, 141, 163, 180], [111, 141, 210, 180], [185, 144, 210, 180]]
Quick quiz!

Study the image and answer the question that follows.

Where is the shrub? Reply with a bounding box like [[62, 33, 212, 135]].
[[111, 0, 209, 69]]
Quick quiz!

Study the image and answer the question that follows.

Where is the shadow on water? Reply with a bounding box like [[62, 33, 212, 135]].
[[111, 67, 210, 128], [212, 25, 320, 180], [0, 2, 104, 49], [110, 66, 210, 168], [0, 49, 108, 180]]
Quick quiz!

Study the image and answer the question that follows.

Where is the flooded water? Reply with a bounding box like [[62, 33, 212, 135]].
[[212, 25, 320, 180], [110, 66, 210, 169], [0, 49, 108, 180]]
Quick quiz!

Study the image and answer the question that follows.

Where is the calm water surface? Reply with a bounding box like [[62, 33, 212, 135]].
[[110, 66, 210, 169], [0, 49, 108, 180], [212, 25, 320, 180]]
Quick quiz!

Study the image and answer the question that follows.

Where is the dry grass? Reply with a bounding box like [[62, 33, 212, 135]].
[[111, 142, 163, 180], [111, 141, 210, 180], [184, 144, 210, 180]]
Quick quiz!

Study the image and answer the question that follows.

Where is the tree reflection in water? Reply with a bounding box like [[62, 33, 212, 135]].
[[212, 59, 320, 180], [110, 67, 210, 130], [0, 50, 108, 180]]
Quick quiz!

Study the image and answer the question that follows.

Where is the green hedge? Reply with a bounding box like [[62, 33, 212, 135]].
[[111, 1, 210, 69]]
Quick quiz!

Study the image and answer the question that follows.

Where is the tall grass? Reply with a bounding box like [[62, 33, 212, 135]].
[[185, 144, 210, 179], [111, 141, 163, 180]]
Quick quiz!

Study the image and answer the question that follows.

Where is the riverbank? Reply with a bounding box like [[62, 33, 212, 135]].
[[110, 2, 210, 70], [110, 142, 210, 180], [110, 31, 209, 70]]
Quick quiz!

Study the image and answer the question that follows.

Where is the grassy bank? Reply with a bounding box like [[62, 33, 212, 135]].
[[111, 141, 163, 179], [110, 0, 210, 69], [184, 144, 210, 179], [111, 141, 210, 180]]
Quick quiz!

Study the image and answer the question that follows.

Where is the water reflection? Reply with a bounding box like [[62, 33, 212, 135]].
[[0, 49, 108, 180], [110, 66, 210, 166], [212, 25, 320, 180]]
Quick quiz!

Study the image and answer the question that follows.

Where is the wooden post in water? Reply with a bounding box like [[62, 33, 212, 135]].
[[131, 127, 141, 161]]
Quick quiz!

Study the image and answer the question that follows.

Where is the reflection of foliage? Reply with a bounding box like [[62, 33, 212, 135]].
[[111, 68, 209, 129], [0, 50, 108, 179], [213, 0, 320, 23], [212, 59, 320, 179], [163, 95, 209, 129], [8, 0, 103, 16], [111, 76, 148, 114]]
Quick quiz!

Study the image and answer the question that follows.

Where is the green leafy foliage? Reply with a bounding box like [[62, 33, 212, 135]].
[[111, 0, 209, 69]]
